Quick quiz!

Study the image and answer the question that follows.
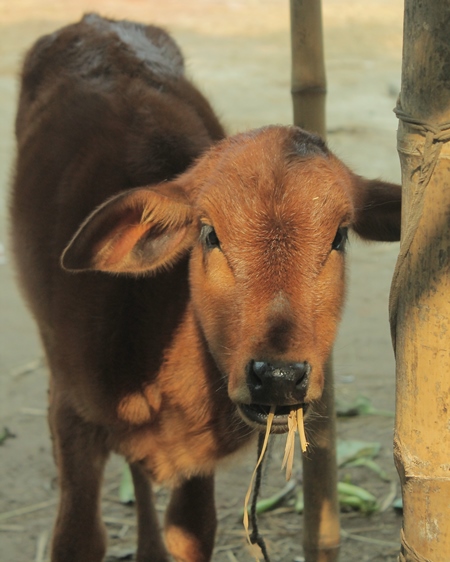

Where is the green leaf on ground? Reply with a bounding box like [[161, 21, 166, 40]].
[[0, 427, 15, 445], [295, 487, 304, 514], [243, 479, 296, 515], [295, 481, 379, 514], [344, 457, 390, 482], [337, 439, 390, 482], [119, 463, 135, 504], [337, 439, 381, 466], [393, 497, 403, 512], [337, 481, 379, 514]]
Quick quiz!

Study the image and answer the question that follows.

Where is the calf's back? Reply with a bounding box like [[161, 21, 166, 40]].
[[11, 14, 230, 441]]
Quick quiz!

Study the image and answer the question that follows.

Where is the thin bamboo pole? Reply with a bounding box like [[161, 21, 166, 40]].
[[390, 2, 450, 561], [301, 360, 340, 562], [290, 0, 326, 135], [290, 2, 340, 561]]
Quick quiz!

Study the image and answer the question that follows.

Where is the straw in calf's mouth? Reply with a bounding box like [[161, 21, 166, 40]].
[[281, 407, 308, 480], [243, 406, 308, 561], [297, 407, 308, 452]]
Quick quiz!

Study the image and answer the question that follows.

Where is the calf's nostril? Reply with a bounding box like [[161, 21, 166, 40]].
[[252, 361, 266, 377], [293, 361, 311, 387], [247, 360, 267, 388]]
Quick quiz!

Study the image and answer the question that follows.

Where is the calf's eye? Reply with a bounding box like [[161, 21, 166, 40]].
[[331, 227, 348, 251], [201, 225, 221, 250]]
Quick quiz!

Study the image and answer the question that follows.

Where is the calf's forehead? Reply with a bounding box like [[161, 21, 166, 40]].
[[195, 129, 354, 233]]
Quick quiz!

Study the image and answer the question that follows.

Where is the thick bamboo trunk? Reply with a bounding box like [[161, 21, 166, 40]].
[[390, 2, 450, 560], [290, 2, 340, 561]]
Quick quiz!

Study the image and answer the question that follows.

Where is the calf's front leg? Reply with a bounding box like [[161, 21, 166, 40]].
[[165, 475, 217, 562], [49, 399, 110, 562]]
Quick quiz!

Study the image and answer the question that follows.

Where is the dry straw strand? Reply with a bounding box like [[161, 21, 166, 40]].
[[281, 410, 297, 480], [281, 408, 308, 480], [297, 407, 308, 453]]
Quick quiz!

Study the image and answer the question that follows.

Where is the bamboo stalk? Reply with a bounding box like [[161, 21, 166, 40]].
[[390, 2, 450, 560], [290, 2, 339, 560]]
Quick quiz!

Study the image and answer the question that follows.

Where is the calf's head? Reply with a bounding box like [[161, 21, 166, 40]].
[[62, 126, 401, 432]]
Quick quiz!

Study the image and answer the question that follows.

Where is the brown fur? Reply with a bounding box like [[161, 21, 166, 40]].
[[10, 14, 401, 562]]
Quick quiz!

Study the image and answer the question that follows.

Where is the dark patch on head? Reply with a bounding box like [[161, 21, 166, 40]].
[[288, 127, 329, 159], [265, 317, 294, 354]]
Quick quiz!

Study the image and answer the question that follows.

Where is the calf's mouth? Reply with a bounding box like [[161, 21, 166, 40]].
[[237, 402, 308, 434]]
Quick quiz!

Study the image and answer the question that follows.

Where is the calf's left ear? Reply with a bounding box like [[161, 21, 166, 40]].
[[351, 177, 402, 242]]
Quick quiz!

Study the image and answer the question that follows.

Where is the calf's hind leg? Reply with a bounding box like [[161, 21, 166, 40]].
[[49, 396, 110, 562], [165, 475, 217, 562]]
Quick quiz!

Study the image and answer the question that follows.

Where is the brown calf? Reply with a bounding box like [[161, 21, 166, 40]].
[[10, 13, 401, 562]]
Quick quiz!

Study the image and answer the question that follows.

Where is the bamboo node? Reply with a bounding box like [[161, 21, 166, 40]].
[[394, 104, 450, 189], [291, 86, 327, 95]]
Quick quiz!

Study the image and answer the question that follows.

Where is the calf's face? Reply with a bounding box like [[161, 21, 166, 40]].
[[62, 126, 401, 432]]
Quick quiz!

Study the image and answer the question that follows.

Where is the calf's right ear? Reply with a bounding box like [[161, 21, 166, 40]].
[[351, 177, 402, 242], [61, 184, 198, 274]]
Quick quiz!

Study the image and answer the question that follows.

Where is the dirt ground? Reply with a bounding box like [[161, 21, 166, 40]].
[[0, 1, 405, 560]]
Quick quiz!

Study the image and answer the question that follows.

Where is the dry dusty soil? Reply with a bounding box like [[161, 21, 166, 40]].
[[0, 1, 405, 561]]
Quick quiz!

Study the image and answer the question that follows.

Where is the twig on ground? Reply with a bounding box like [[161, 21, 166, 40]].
[[379, 480, 397, 513], [103, 516, 137, 527], [10, 358, 44, 378], [345, 525, 386, 534], [117, 525, 130, 539], [214, 544, 244, 553], [227, 551, 239, 562], [0, 524, 25, 532], [217, 508, 236, 522], [0, 499, 57, 522], [35, 530, 49, 562], [341, 528, 399, 548], [20, 408, 47, 416]]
